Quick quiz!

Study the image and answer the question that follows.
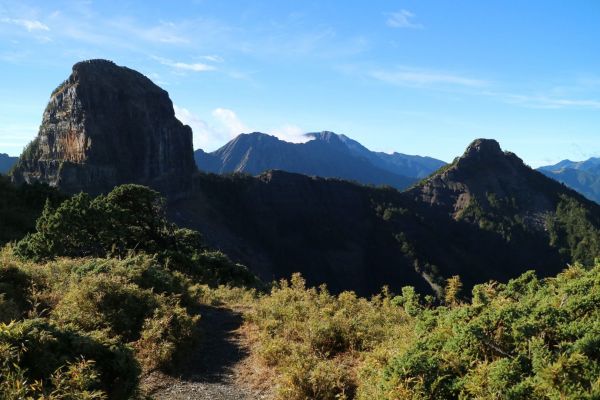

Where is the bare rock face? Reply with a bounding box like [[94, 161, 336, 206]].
[[11, 59, 196, 195]]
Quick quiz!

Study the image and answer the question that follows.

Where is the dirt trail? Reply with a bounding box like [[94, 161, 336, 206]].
[[143, 305, 267, 400]]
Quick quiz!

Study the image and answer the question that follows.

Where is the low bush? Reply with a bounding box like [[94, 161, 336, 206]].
[[0, 318, 139, 399], [245, 273, 411, 399], [0, 250, 200, 394], [379, 263, 600, 399], [0, 262, 33, 322], [14, 184, 260, 289]]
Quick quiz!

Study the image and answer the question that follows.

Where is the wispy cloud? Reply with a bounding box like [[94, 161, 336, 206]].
[[1, 17, 49, 32], [153, 56, 216, 72], [107, 18, 190, 44], [370, 67, 487, 88], [201, 55, 224, 63], [483, 91, 600, 110], [386, 10, 423, 29], [169, 61, 215, 72]]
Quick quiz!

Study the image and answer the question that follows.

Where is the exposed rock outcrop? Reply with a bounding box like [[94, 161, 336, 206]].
[[11, 59, 196, 195]]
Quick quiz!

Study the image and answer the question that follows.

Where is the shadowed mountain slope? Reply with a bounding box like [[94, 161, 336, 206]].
[[174, 139, 600, 296], [11, 61, 600, 296]]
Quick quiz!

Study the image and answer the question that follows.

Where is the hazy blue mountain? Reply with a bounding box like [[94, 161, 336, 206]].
[[0, 153, 17, 174], [194, 131, 445, 190], [538, 158, 600, 204], [539, 158, 600, 173], [310, 132, 446, 178]]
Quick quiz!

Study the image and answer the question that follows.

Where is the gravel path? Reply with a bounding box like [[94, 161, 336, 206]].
[[143, 306, 267, 400]]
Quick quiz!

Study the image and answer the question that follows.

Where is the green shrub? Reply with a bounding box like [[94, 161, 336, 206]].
[[51, 272, 198, 371], [52, 274, 160, 341], [278, 354, 355, 400], [245, 274, 411, 399], [0, 318, 139, 399], [379, 263, 600, 399], [15, 185, 180, 260], [135, 298, 199, 370], [0, 262, 32, 322], [14, 184, 260, 290], [184, 250, 261, 288]]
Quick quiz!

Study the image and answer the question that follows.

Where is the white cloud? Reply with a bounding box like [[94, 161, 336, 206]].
[[386, 10, 423, 29], [176, 105, 312, 149], [171, 61, 215, 72], [201, 55, 224, 63], [212, 108, 250, 137], [371, 67, 486, 88], [268, 124, 312, 143], [174, 105, 233, 151], [1, 18, 49, 32], [154, 56, 215, 72], [174, 106, 251, 150]]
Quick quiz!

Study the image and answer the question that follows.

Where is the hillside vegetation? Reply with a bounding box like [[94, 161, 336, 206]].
[[1, 181, 599, 399], [0, 183, 258, 399], [0, 175, 65, 246], [235, 262, 600, 399]]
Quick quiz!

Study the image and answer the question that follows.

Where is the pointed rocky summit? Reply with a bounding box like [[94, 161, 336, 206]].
[[407, 138, 593, 230]]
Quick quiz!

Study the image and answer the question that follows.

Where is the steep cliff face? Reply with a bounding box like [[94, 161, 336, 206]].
[[11, 59, 196, 195]]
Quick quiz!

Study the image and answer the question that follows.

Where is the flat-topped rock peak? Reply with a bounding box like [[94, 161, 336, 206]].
[[11, 59, 196, 195]]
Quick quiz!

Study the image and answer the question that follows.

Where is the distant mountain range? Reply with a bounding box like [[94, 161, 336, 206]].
[[194, 131, 446, 190], [9, 59, 600, 296], [538, 158, 600, 204], [0, 153, 17, 174]]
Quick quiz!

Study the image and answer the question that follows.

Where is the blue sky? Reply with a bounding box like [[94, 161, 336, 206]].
[[1, 0, 599, 166]]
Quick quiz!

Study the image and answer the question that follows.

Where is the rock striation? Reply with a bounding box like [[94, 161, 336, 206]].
[[11, 59, 196, 195]]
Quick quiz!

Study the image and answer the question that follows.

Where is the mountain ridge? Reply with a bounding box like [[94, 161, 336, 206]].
[[538, 157, 600, 204], [194, 131, 445, 189], [10, 60, 600, 296]]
